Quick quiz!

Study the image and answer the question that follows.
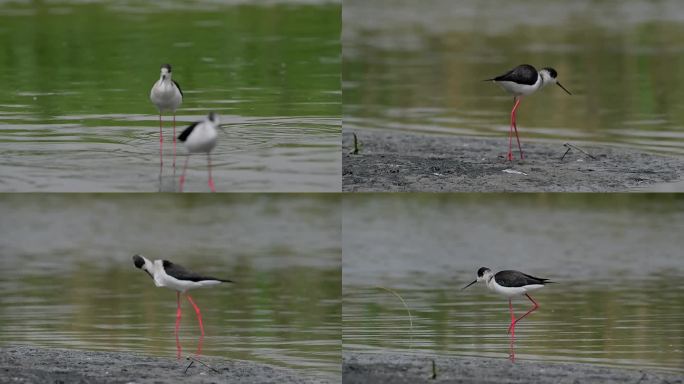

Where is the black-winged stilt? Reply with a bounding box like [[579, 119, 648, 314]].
[[177, 112, 219, 193], [462, 267, 553, 336], [132, 254, 231, 358], [485, 64, 571, 161], [150, 64, 183, 166]]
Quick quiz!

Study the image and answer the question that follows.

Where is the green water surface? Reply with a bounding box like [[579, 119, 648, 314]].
[[0, 1, 341, 191]]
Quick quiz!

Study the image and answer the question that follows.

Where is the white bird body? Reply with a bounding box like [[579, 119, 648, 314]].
[[133, 254, 228, 293], [494, 74, 543, 97], [485, 276, 544, 298], [182, 116, 218, 154], [150, 65, 182, 113], [177, 112, 220, 192]]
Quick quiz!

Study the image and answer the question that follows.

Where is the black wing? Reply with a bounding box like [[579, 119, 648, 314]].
[[520, 272, 552, 284], [487, 64, 538, 86], [162, 260, 232, 282], [178, 121, 199, 142], [173, 80, 183, 97], [495, 270, 552, 287]]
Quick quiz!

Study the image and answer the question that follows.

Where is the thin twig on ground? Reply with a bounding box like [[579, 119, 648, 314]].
[[184, 355, 220, 374], [350, 133, 360, 154], [560, 143, 598, 161]]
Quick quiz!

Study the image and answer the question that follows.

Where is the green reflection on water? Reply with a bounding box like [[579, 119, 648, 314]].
[[7, 262, 341, 375], [0, 193, 341, 377], [0, 2, 340, 119], [344, 276, 684, 372]]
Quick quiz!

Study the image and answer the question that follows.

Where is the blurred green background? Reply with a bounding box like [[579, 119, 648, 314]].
[[0, 0, 341, 191]]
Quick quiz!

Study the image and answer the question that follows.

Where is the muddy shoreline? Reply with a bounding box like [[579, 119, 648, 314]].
[[343, 352, 683, 384], [342, 130, 684, 192], [0, 345, 332, 384]]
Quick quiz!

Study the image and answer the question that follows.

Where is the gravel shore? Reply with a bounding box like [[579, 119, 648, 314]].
[[0, 345, 332, 384], [343, 352, 684, 384], [342, 130, 684, 192]]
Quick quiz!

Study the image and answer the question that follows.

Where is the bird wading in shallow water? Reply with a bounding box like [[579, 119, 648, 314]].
[[132, 254, 232, 358], [150, 64, 183, 166], [177, 112, 219, 193], [462, 267, 553, 336], [485, 64, 571, 161]]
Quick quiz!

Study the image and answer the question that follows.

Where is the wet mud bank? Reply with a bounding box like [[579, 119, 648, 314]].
[[343, 352, 684, 384], [342, 130, 684, 192], [0, 345, 331, 384]]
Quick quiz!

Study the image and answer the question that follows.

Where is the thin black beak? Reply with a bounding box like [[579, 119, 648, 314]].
[[557, 82, 572, 95], [462, 280, 477, 290]]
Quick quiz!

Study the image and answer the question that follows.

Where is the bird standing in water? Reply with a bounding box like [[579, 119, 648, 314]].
[[178, 112, 219, 192], [132, 254, 232, 358], [462, 267, 553, 336], [150, 64, 183, 166]]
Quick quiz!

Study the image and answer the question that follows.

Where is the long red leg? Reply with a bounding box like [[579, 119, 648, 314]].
[[508, 98, 515, 161], [159, 114, 164, 166], [175, 292, 182, 359], [186, 294, 204, 356], [207, 153, 216, 192], [173, 114, 177, 168], [511, 97, 524, 160], [179, 155, 190, 192], [186, 295, 204, 336], [507, 293, 539, 334], [508, 298, 516, 337]]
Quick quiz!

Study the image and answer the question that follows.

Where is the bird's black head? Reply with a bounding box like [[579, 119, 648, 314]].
[[133, 254, 145, 269], [133, 254, 153, 279], [161, 64, 172, 73], [541, 67, 558, 79], [207, 112, 220, 126], [540, 67, 572, 95], [477, 267, 491, 278], [463, 267, 491, 290]]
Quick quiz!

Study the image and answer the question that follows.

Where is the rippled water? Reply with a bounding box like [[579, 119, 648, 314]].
[[0, 1, 340, 192], [342, 194, 684, 373], [344, 0, 684, 156], [0, 195, 341, 380]]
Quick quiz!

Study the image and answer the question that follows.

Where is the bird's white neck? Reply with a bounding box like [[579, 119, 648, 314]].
[[538, 70, 555, 90], [484, 273, 496, 291]]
